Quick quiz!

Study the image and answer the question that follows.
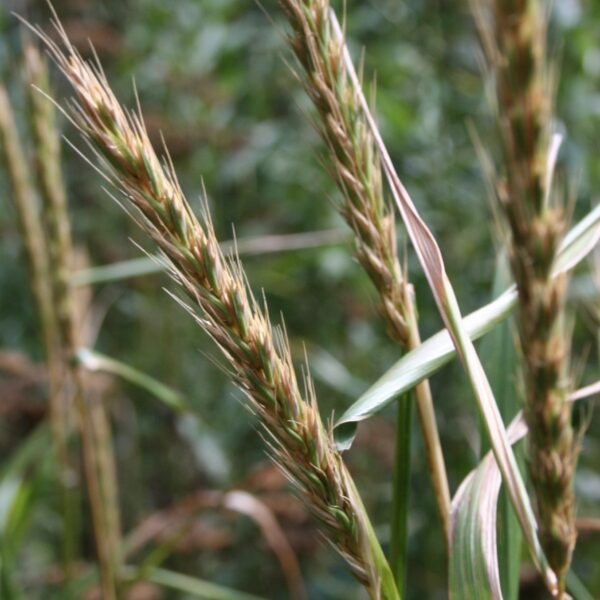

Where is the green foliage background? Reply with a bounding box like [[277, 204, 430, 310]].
[[1, 0, 599, 597]]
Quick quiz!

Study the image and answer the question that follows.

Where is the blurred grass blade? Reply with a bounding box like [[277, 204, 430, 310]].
[[76, 348, 189, 412], [0, 424, 50, 486], [570, 380, 600, 402], [566, 571, 594, 600], [331, 11, 556, 591], [0, 424, 50, 598], [222, 491, 306, 600], [127, 490, 305, 600], [71, 229, 349, 286], [335, 202, 600, 448], [123, 566, 266, 600], [71, 256, 166, 286], [77, 349, 231, 486], [554, 203, 600, 275]]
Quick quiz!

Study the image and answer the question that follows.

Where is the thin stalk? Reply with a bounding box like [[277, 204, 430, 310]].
[[76, 348, 189, 412], [408, 330, 451, 545], [480, 255, 521, 600], [0, 85, 76, 578], [0, 88, 56, 365], [122, 566, 266, 600], [70, 228, 350, 287], [90, 395, 121, 577], [24, 44, 122, 599], [390, 394, 412, 596], [390, 290, 452, 592]]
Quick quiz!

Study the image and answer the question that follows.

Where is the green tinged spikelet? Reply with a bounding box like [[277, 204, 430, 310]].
[[278, 0, 451, 541], [279, 0, 410, 345], [33, 14, 398, 599], [475, 1, 578, 593]]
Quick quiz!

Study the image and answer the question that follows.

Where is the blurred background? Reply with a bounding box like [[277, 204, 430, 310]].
[[1, 0, 599, 598]]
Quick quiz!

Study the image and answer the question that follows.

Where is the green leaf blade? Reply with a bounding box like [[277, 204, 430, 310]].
[[335, 202, 600, 446]]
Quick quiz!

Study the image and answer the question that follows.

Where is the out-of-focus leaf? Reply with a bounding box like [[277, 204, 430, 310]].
[[0, 424, 50, 598], [335, 202, 600, 449], [76, 348, 189, 412], [0, 424, 50, 488], [71, 229, 349, 286], [566, 571, 595, 600], [176, 414, 231, 484], [123, 566, 266, 600], [125, 490, 305, 600], [308, 346, 367, 397], [71, 255, 167, 286], [569, 379, 600, 402], [554, 203, 600, 275], [77, 348, 232, 485]]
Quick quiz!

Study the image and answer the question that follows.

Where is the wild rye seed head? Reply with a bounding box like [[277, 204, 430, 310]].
[[32, 16, 396, 598], [474, 1, 577, 593], [279, 0, 452, 543], [279, 0, 411, 346]]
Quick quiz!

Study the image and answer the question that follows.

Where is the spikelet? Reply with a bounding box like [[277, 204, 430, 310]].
[[474, 2, 577, 593], [31, 13, 399, 600], [280, 0, 409, 344], [278, 0, 451, 543]]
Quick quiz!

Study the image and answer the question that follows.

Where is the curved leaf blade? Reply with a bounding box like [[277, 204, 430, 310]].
[[335, 202, 600, 446], [334, 289, 516, 449], [450, 390, 597, 600], [76, 348, 189, 412], [449, 415, 527, 600], [331, 14, 600, 592]]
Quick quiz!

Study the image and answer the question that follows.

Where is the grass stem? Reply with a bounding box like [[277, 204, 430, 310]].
[[390, 394, 412, 596], [0, 82, 77, 583], [24, 43, 122, 599]]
